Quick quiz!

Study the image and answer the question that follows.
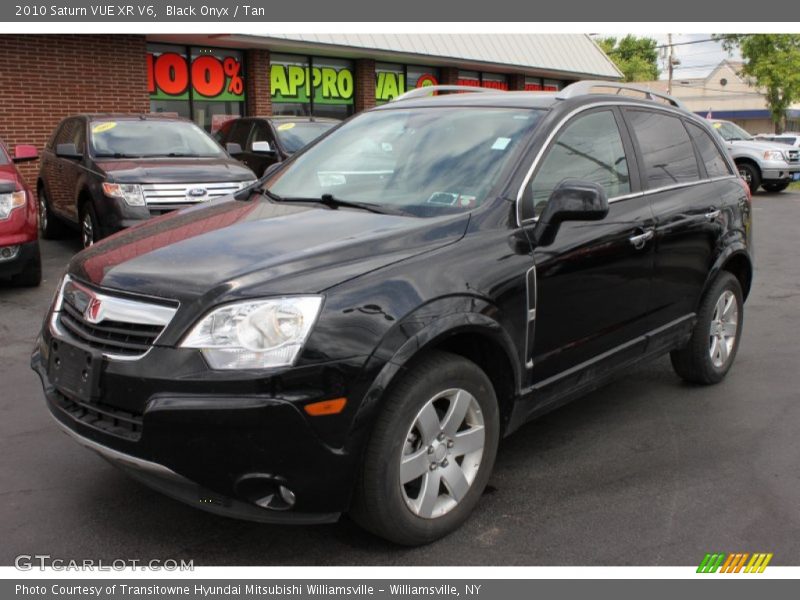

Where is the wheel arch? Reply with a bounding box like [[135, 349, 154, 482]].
[[702, 247, 753, 304]]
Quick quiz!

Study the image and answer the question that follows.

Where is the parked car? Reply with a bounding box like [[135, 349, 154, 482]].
[[32, 82, 753, 545], [214, 116, 338, 177], [37, 115, 256, 248], [0, 139, 41, 286], [708, 119, 800, 193]]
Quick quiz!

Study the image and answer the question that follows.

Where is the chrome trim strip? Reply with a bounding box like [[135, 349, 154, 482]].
[[64, 279, 177, 327], [53, 418, 184, 482], [524, 265, 537, 369], [514, 99, 739, 226]]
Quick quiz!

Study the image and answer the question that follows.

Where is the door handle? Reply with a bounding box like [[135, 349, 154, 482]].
[[629, 229, 654, 250], [705, 209, 721, 221]]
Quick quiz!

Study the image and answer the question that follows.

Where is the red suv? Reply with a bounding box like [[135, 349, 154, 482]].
[[0, 140, 40, 286]]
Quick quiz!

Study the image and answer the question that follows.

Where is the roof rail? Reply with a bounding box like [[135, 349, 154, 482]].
[[392, 85, 502, 102], [556, 80, 686, 109]]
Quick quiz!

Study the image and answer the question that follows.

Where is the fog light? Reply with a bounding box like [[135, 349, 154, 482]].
[[0, 245, 20, 262], [235, 473, 296, 511]]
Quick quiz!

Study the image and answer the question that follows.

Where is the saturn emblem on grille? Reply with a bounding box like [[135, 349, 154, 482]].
[[84, 296, 104, 324], [187, 187, 208, 199]]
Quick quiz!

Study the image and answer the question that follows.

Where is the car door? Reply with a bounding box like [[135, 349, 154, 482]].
[[43, 119, 76, 218], [522, 107, 656, 386], [625, 111, 742, 327], [60, 117, 87, 221]]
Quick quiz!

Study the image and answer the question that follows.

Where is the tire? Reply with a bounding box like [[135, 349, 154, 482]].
[[737, 163, 761, 194], [37, 188, 66, 239], [11, 244, 42, 287], [762, 181, 790, 193], [351, 350, 500, 545], [79, 202, 100, 248], [670, 272, 744, 385]]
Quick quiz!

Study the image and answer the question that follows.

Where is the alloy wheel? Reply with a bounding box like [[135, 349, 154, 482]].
[[709, 290, 738, 368], [81, 212, 94, 248], [399, 388, 485, 519], [38, 195, 48, 233]]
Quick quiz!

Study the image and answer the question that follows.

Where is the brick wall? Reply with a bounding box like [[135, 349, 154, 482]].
[[0, 35, 149, 194], [245, 48, 271, 116], [355, 59, 376, 113]]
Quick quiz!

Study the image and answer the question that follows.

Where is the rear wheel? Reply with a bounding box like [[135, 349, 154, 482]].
[[37, 189, 66, 239], [762, 181, 790, 193], [670, 272, 743, 384], [351, 351, 499, 545], [737, 163, 761, 194]]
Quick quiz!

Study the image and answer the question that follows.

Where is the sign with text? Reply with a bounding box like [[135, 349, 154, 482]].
[[147, 52, 245, 102]]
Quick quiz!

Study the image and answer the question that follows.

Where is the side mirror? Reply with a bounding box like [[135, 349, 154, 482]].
[[532, 179, 609, 247], [13, 145, 38, 163], [55, 143, 82, 159], [226, 142, 243, 156], [252, 141, 274, 154]]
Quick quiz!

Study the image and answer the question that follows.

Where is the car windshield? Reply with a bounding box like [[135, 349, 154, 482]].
[[90, 119, 224, 158], [712, 120, 754, 141], [275, 121, 336, 154], [268, 107, 542, 217]]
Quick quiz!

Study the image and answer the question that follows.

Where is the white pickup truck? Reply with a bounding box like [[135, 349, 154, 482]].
[[709, 119, 800, 193]]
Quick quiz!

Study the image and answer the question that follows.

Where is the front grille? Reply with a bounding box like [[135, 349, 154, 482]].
[[54, 276, 178, 359], [142, 181, 240, 213], [56, 389, 142, 441], [59, 301, 163, 356], [787, 149, 799, 163]]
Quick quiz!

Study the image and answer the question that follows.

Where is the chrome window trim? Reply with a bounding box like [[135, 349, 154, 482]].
[[515, 100, 739, 227], [49, 275, 179, 362]]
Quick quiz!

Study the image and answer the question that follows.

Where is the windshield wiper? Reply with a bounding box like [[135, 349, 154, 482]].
[[94, 152, 143, 158], [261, 190, 404, 215]]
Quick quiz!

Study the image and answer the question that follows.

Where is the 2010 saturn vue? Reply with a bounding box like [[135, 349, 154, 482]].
[[32, 82, 753, 545]]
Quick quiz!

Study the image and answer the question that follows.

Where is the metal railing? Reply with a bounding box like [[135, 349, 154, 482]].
[[556, 80, 686, 109]]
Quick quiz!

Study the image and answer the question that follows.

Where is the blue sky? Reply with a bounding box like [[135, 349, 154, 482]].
[[651, 34, 741, 80]]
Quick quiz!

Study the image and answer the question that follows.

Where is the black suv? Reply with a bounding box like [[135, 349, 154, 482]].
[[32, 83, 753, 545], [37, 115, 256, 248], [214, 116, 338, 177]]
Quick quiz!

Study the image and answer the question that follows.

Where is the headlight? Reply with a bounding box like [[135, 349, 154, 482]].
[[102, 182, 145, 206], [181, 296, 323, 370], [0, 190, 26, 220], [237, 180, 257, 191], [763, 150, 785, 161]]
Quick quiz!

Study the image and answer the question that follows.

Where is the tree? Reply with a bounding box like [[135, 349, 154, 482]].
[[597, 35, 660, 82], [717, 34, 800, 133]]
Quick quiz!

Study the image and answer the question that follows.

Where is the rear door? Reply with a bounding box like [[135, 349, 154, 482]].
[[524, 107, 656, 385], [623, 109, 735, 327], [60, 118, 87, 221], [45, 118, 79, 219]]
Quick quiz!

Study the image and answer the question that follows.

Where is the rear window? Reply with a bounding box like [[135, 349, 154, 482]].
[[626, 110, 700, 188], [686, 122, 732, 178]]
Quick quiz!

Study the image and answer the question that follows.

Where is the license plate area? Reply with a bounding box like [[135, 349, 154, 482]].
[[792, 173, 800, 181], [48, 339, 102, 402]]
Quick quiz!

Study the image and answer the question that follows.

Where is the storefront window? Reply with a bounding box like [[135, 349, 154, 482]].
[[375, 64, 439, 103], [543, 79, 563, 91], [271, 54, 355, 119], [524, 77, 544, 91], [147, 44, 245, 132], [458, 71, 508, 90]]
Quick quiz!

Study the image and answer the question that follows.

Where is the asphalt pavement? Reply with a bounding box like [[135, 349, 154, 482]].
[[1, 192, 799, 566]]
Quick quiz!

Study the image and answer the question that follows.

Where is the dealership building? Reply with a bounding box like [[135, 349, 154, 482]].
[[0, 33, 620, 184]]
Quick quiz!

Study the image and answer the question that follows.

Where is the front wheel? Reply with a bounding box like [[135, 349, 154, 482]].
[[79, 203, 100, 249], [351, 351, 499, 545], [762, 181, 790, 193], [670, 272, 744, 385], [737, 163, 761, 194]]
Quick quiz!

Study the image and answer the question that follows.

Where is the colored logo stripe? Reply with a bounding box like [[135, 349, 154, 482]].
[[697, 553, 773, 573]]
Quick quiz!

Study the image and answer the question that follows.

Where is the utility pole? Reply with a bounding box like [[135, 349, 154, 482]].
[[667, 33, 674, 95]]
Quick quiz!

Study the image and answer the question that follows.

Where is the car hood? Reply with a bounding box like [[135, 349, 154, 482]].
[[67, 196, 470, 304], [728, 139, 793, 154], [95, 157, 255, 183]]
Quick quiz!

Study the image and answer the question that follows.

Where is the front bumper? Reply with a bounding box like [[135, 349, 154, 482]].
[[0, 240, 39, 279], [31, 332, 370, 523], [760, 160, 800, 181]]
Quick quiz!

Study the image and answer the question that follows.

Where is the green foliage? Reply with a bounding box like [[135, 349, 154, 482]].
[[597, 35, 660, 82], [717, 34, 800, 133]]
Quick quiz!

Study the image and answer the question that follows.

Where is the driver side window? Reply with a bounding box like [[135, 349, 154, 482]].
[[527, 110, 630, 218]]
